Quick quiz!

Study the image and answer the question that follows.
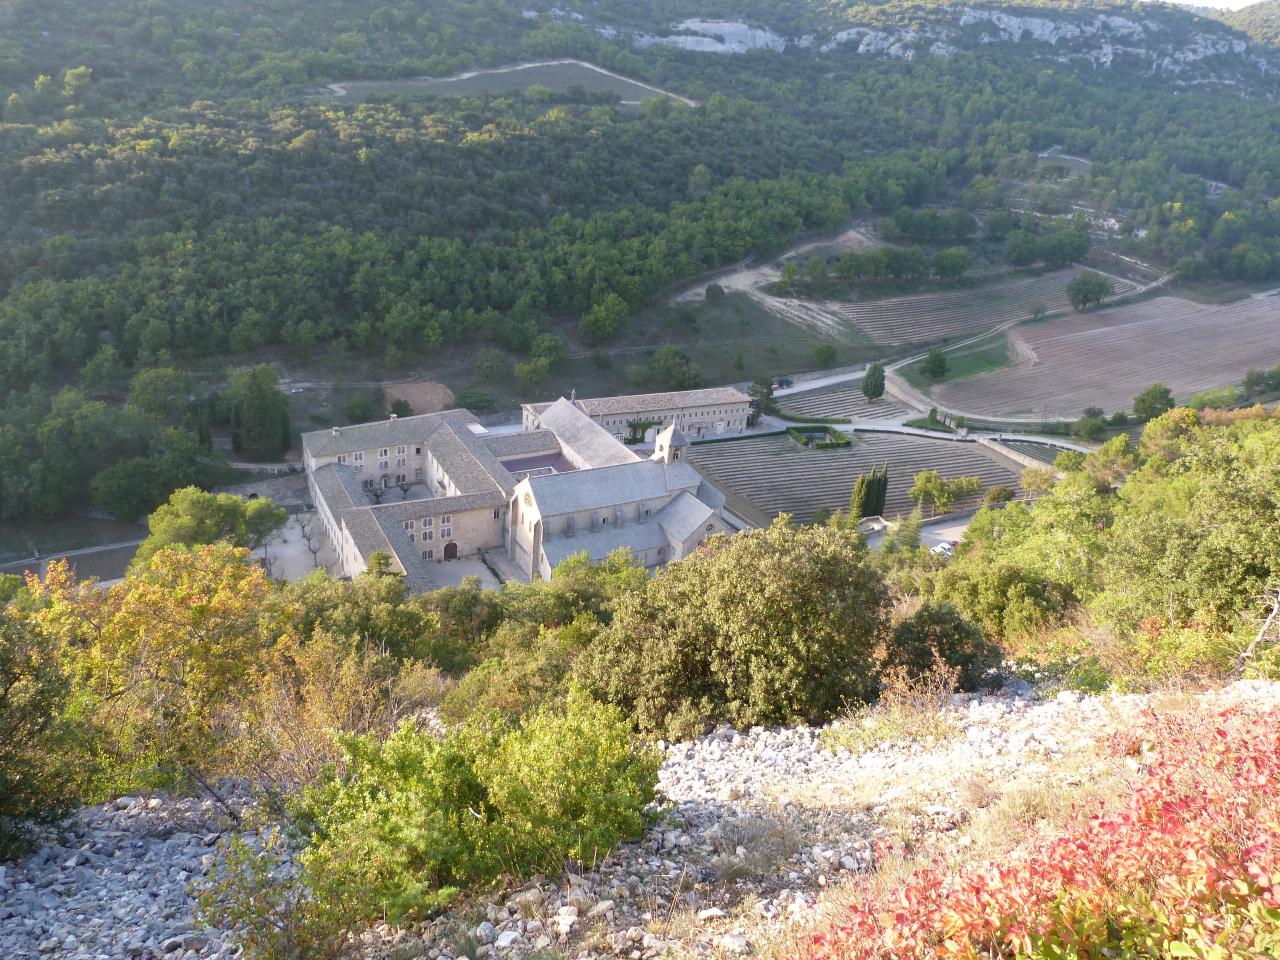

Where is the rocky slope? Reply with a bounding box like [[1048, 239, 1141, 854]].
[[552, 1, 1277, 91], [5, 679, 1278, 960]]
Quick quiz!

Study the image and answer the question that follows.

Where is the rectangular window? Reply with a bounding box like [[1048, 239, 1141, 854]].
[[424, 531, 433, 541], [396, 445, 406, 456], [415, 446, 422, 455], [424, 518, 432, 527], [442, 527, 452, 539], [378, 460, 388, 471], [336, 454, 347, 465], [404, 519, 415, 530], [414, 467, 423, 480], [493, 509, 500, 520], [395, 474, 405, 485], [442, 515, 452, 524], [379, 448, 388, 458], [353, 452, 364, 463], [355, 464, 364, 474], [396, 457, 406, 467], [423, 549, 433, 560], [408, 532, 415, 542]]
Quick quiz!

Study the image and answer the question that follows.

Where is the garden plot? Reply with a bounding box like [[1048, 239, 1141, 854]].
[[778, 386, 911, 423], [932, 293, 1280, 419], [688, 433, 1021, 523]]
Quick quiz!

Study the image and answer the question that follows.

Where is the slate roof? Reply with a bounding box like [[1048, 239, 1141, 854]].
[[656, 491, 717, 542], [480, 430, 560, 458], [302, 409, 480, 459], [533, 399, 640, 469], [525, 387, 750, 418], [525, 460, 703, 517], [541, 521, 670, 570]]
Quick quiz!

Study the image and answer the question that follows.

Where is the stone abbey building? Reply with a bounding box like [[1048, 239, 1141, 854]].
[[302, 391, 743, 588]]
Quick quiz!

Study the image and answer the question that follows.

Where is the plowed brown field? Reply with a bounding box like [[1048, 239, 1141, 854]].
[[932, 293, 1280, 418]]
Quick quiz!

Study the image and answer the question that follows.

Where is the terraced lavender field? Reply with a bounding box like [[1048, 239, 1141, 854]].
[[933, 293, 1280, 418], [778, 386, 911, 423], [688, 432, 1021, 523]]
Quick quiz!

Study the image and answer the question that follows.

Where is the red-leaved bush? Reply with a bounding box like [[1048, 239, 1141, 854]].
[[801, 705, 1280, 959]]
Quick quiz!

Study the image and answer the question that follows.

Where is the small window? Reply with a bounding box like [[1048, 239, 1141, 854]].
[[415, 446, 422, 455], [425, 549, 434, 559], [379, 448, 388, 458], [424, 518, 433, 527], [424, 530, 433, 541], [602, 516, 610, 525], [706, 524, 715, 531], [355, 464, 364, 474], [493, 509, 500, 520], [396, 445, 406, 456], [408, 532, 415, 542], [378, 460, 388, 471], [396, 457, 406, 467], [442, 527, 452, 538], [353, 452, 364, 463], [442, 515, 452, 524], [336, 454, 347, 465], [414, 467, 423, 479], [404, 519, 415, 530]]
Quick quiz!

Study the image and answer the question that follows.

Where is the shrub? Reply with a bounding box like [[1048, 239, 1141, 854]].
[[0, 612, 82, 858], [885, 602, 1001, 692], [291, 690, 658, 924], [576, 519, 888, 738], [800, 704, 1280, 959]]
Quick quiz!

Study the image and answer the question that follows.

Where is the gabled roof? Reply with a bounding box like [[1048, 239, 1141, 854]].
[[540, 521, 670, 572], [656, 491, 717, 543], [524, 459, 704, 517], [532, 399, 640, 470], [524, 387, 750, 418]]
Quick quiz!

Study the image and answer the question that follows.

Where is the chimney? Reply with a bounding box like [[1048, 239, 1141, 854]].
[[331, 427, 340, 436], [389, 413, 398, 421]]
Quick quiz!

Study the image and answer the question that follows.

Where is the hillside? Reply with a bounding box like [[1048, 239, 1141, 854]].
[[1223, 0, 1280, 44]]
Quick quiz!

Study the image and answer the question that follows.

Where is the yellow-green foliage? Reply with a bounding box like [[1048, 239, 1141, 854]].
[[293, 689, 659, 924]]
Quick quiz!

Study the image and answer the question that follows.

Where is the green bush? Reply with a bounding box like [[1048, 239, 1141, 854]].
[[0, 613, 82, 858], [886, 602, 1002, 692], [292, 690, 657, 924], [576, 519, 888, 739]]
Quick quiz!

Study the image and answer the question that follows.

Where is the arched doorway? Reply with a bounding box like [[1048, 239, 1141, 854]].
[[443, 542, 458, 560]]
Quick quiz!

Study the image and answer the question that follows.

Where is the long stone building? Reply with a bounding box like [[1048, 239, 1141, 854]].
[[521, 386, 751, 441], [302, 392, 741, 588]]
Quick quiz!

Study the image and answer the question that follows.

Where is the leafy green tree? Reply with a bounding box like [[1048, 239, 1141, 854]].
[[1133, 384, 1175, 421], [1066, 270, 1113, 311], [920, 349, 949, 382], [134, 488, 285, 566], [909, 470, 981, 516], [862, 362, 886, 401], [647, 346, 700, 390], [453, 388, 495, 414], [531, 333, 568, 371], [576, 519, 888, 738], [128, 367, 196, 421], [514, 357, 551, 391], [812, 343, 838, 369], [226, 365, 290, 459], [81, 345, 127, 395], [932, 247, 973, 281], [389, 399, 412, 418], [578, 293, 628, 344], [473, 348, 508, 381], [0, 612, 81, 857]]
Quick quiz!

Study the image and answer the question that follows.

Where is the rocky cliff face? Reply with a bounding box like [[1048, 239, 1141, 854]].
[[571, 2, 1276, 92]]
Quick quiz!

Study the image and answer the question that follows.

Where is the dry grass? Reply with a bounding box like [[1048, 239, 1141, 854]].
[[820, 662, 961, 755], [708, 812, 803, 885]]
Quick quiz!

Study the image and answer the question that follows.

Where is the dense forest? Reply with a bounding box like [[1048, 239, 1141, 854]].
[[1, 0, 1279, 523], [1224, 0, 1280, 44]]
